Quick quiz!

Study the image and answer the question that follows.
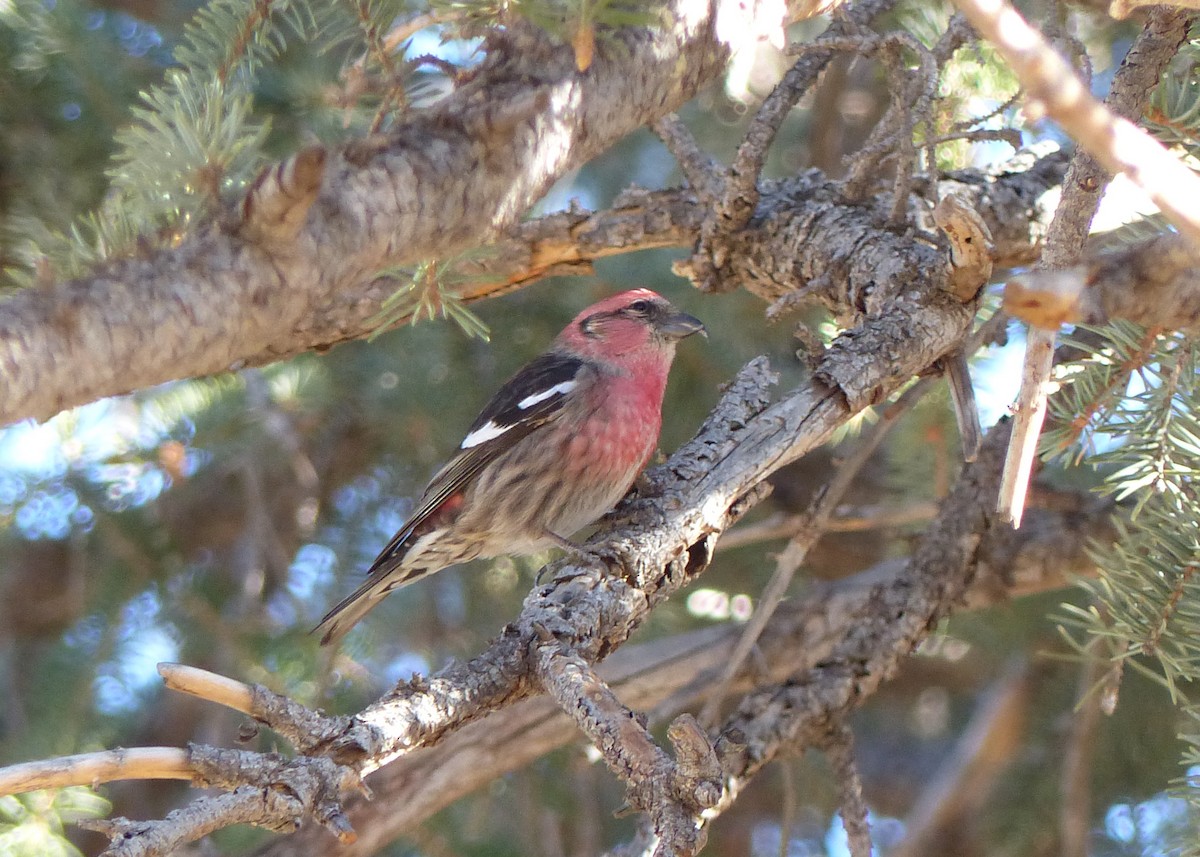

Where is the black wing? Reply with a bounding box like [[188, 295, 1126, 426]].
[[365, 351, 588, 572]]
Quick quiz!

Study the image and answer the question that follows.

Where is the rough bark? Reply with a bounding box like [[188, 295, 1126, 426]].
[[0, 0, 1068, 430], [250, 482, 1109, 857], [0, 0, 742, 426]]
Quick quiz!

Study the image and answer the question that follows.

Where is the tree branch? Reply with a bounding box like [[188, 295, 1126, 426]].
[[711, 421, 1015, 808], [0, 0, 772, 427], [972, 4, 1195, 524], [952, 0, 1200, 243], [0, 141, 1070, 854]]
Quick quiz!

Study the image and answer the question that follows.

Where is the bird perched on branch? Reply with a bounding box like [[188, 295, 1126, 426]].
[[316, 288, 706, 644]]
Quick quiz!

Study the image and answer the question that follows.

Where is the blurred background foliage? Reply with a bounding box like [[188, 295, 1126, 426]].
[[0, 0, 1198, 855]]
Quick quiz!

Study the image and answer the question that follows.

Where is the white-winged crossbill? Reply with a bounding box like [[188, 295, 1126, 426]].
[[316, 288, 705, 644]]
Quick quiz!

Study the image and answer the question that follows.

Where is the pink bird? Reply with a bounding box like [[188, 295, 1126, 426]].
[[316, 289, 705, 644]]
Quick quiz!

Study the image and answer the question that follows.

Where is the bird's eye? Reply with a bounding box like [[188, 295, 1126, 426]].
[[627, 300, 653, 315]]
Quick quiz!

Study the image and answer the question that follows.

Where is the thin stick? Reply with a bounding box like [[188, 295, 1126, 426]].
[[996, 327, 1056, 525], [157, 663, 255, 717], [718, 501, 939, 550], [0, 748, 193, 795]]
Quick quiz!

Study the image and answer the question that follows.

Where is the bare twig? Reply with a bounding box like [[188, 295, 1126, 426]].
[[718, 501, 938, 550], [822, 724, 872, 857], [652, 115, 723, 201], [827, 31, 938, 223], [0, 748, 193, 794], [962, 3, 1196, 525], [996, 326, 1055, 527], [157, 663, 255, 716]]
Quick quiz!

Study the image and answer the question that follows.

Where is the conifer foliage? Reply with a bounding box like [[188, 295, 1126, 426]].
[[5, 1, 1200, 856]]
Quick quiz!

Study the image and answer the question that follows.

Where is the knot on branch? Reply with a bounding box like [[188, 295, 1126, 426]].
[[238, 145, 327, 245], [935, 191, 995, 302]]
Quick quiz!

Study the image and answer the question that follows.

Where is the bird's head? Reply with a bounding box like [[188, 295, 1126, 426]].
[[557, 289, 706, 361]]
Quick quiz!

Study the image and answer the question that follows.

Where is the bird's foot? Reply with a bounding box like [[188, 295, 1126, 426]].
[[535, 530, 612, 585]]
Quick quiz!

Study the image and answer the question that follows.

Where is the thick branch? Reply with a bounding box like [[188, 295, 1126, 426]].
[[249, 480, 1108, 856], [0, 0, 750, 427]]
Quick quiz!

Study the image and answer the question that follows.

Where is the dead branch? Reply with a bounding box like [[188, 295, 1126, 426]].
[[977, 6, 1195, 525], [247, 474, 1108, 856], [0, 748, 193, 794]]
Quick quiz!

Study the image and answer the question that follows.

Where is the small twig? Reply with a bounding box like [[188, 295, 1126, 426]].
[[945, 354, 982, 462], [652, 115, 723, 201], [932, 12, 976, 64], [158, 663, 255, 716], [698, 377, 935, 727], [157, 663, 351, 755], [718, 501, 938, 550], [777, 759, 798, 857], [929, 127, 1023, 150], [948, 89, 1024, 133], [821, 723, 872, 857], [816, 31, 936, 220], [350, 0, 408, 130], [1061, 643, 1105, 857], [0, 748, 193, 794], [996, 326, 1054, 526]]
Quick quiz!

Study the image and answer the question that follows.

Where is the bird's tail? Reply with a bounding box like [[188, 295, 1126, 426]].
[[314, 564, 429, 646]]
